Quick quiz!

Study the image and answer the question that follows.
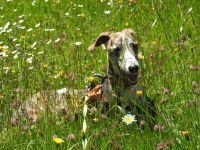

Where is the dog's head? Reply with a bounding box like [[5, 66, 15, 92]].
[[89, 29, 139, 85]]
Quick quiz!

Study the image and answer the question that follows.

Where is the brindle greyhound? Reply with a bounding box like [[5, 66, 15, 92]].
[[11, 29, 155, 125], [89, 29, 156, 123]]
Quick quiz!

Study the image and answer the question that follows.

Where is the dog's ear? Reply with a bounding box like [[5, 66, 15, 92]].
[[123, 29, 137, 40], [88, 32, 111, 51]]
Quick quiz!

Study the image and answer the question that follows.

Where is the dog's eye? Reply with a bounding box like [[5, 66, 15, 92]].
[[130, 43, 138, 54], [114, 47, 120, 52]]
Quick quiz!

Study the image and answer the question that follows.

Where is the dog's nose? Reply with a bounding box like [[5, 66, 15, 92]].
[[128, 65, 139, 73]]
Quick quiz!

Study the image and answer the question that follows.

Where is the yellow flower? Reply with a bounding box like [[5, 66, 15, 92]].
[[152, 41, 157, 46], [125, 22, 129, 26], [93, 118, 99, 122], [182, 131, 189, 140], [138, 53, 144, 60], [87, 76, 94, 83], [53, 137, 64, 144], [136, 90, 143, 96]]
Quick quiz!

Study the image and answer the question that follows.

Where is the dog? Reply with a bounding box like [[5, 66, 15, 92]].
[[11, 29, 155, 125], [88, 29, 156, 124]]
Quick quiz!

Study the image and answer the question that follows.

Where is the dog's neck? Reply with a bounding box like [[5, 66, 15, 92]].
[[107, 61, 132, 97]]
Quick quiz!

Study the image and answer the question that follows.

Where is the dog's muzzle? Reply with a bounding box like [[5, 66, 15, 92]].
[[126, 65, 139, 85]]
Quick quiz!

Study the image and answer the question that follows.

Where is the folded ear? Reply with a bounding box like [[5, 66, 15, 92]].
[[88, 32, 111, 51]]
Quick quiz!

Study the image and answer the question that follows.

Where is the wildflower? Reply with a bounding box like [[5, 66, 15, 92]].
[[87, 76, 94, 82], [152, 41, 157, 46], [65, 12, 70, 16], [67, 133, 76, 141], [3, 21, 10, 31], [188, 7, 192, 14], [90, 106, 97, 114], [35, 23, 40, 28], [27, 28, 32, 32], [102, 128, 108, 136], [7, 29, 12, 33], [104, 10, 111, 14], [53, 137, 64, 144], [46, 39, 52, 45], [125, 22, 129, 26], [44, 28, 55, 32], [138, 53, 144, 60], [26, 57, 33, 63], [75, 41, 82, 46], [56, 88, 67, 94], [136, 90, 143, 96], [93, 118, 98, 122], [154, 124, 164, 132], [159, 47, 165, 52], [18, 20, 24, 23], [122, 114, 136, 125], [31, 41, 37, 48], [55, 38, 60, 43], [182, 131, 189, 141], [92, 131, 98, 138]]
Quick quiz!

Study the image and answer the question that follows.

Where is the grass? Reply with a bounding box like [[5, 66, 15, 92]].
[[0, 0, 200, 149]]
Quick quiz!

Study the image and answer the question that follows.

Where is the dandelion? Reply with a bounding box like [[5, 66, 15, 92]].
[[138, 53, 144, 60], [53, 137, 64, 145], [75, 41, 82, 46], [125, 22, 129, 26], [122, 114, 136, 125], [87, 76, 94, 82], [136, 90, 143, 96]]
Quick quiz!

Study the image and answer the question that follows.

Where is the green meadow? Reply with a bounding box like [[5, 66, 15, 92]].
[[0, 0, 200, 149]]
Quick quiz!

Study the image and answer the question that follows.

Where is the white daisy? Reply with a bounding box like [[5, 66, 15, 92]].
[[122, 114, 136, 125]]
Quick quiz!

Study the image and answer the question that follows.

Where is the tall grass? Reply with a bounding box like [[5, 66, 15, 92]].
[[0, 0, 199, 149]]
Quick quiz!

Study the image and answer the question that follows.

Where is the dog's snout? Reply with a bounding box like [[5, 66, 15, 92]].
[[128, 65, 139, 73]]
